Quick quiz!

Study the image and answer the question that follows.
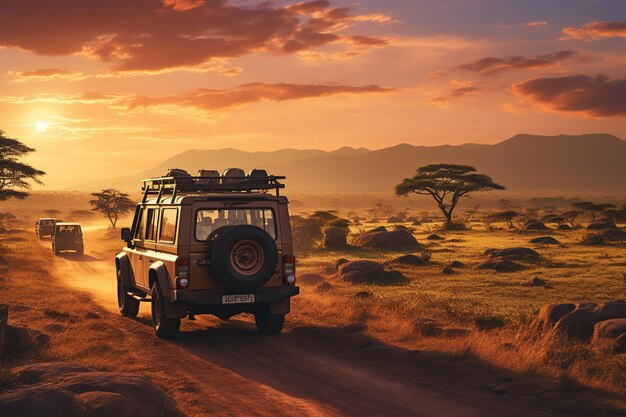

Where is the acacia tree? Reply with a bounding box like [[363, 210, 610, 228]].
[[395, 164, 505, 226], [90, 189, 135, 228], [572, 201, 614, 221], [489, 210, 520, 228], [560, 210, 583, 227], [0, 130, 45, 200]]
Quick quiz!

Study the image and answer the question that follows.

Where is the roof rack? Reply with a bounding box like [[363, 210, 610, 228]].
[[140, 175, 286, 203]]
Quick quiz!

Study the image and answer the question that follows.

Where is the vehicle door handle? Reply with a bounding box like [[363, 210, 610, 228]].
[[138, 255, 143, 260]]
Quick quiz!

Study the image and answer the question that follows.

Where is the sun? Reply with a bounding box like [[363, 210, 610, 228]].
[[34, 121, 49, 133]]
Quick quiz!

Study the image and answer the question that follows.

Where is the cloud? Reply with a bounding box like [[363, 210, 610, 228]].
[[524, 21, 548, 27], [7, 68, 86, 82], [125, 82, 394, 111], [427, 81, 479, 107], [561, 21, 626, 40], [0, 0, 388, 73], [511, 74, 626, 117], [458, 50, 577, 75]]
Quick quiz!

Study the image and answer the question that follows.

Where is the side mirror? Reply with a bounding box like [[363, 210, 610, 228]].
[[121, 228, 132, 242]]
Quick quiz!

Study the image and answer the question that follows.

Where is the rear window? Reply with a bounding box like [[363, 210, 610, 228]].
[[159, 208, 178, 243], [195, 209, 276, 241], [41, 219, 55, 225], [56, 225, 81, 235]]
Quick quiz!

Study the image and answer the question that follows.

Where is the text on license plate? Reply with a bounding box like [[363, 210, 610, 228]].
[[222, 294, 255, 304]]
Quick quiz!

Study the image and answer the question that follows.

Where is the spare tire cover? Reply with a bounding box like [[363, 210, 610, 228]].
[[210, 225, 278, 291]]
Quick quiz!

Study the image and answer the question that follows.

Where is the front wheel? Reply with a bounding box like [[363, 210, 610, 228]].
[[151, 282, 180, 339], [255, 308, 285, 335], [117, 270, 139, 318]]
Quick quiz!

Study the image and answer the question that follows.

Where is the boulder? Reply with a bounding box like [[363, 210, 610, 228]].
[[595, 300, 626, 322], [484, 247, 540, 261], [592, 319, 626, 353], [477, 257, 527, 273], [338, 260, 407, 284], [333, 258, 349, 270], [322, 227, 348, 249], [426, 234, 445, 241], [315, 282, 333, 293], [352, 227, 422, 251], [526, 277, 546, 287], [552, 301, 626, 341], [587, 219, 617, 230], [6, 325, 49, 354], [525, 221, 549, 231], [297, 273, 325, 286], [389, 254, 427, 266], [387, 216, 403, 223], [537, 303, 577, 328], [594, 228, 626, 242], [448, 261, 465, 268], [0, 363, 178, 417], [557, 224, 572, 231], [441, 266, 456, 275], [355, 291, 373, 299], [529, 236, 561, 245]]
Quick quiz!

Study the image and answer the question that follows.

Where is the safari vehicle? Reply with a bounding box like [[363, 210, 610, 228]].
[[35, 218, 57, 239], [116, 168, 299, 338], [52, 223, 84, 255]]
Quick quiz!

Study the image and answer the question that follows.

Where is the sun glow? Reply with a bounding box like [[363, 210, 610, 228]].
[[34, 121, 49, 133]]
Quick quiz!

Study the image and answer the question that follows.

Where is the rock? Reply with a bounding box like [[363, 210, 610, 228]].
[[352, 227, 422, 251], [0, 363, 178, 417], [448, 261, 465, 268], [333, 258, 349, 270], [557, 224, 572, 230], [477, 257, 527, 273], [343, 322, 366, 333], [592, 319, 626, 353], [387, 216, 403, 223], [381, 270, 409, 284], [411, 221, 422, 226], [315, 282, 333, 293], [394, 224, 409, 231], [426, 234, 445, 241], [587, 219, 617, 230], [441, 266, 456, 275], [594, 300, 626, 322], [6, 325, 49, 354], [594, 228, 626, 242], [491, 384, 508, 394], [554, 304, 599, 341], [529, 236, 561, 245], [537, 303, 577, 328], [525, 221, 549, 231], [355, 291, 372, 299], [339, 260, 409, 284], [526, 277, 546, 287], [297, 273, 326, 285], [323, 227, 348, 249], [339, 260, 384, 276], [0, 385, 77, 417], [484, 247, 540, 261], [389, 254, 427, 266]]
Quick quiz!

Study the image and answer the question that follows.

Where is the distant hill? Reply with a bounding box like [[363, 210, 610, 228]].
[[75, 134, 626, 193]]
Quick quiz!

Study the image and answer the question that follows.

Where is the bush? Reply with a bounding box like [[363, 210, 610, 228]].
[[475, 315, 507, 330]]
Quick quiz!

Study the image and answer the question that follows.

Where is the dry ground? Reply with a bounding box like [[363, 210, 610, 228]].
[[0, 212, 625, 416]]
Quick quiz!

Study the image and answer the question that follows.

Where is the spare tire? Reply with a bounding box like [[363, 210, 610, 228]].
[[210, 225, 278, 291]]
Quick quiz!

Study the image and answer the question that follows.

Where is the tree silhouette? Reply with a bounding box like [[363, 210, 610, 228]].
[[572, 201, 614, 221], [0, 130, 45, 201], [560, 210, 583, 227], [395, 164, 505, 226], [489, 210, 520, 228], [69, 209, 95, 221], [90, 189, 135, 228]]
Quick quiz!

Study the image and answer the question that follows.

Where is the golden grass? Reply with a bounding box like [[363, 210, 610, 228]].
[[292, 220, 626, 397]]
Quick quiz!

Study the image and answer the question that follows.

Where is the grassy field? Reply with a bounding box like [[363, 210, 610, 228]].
[[293, 218, 626, 398]]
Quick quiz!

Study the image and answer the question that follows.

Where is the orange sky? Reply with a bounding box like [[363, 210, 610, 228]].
[[0, 0, 624, 189]]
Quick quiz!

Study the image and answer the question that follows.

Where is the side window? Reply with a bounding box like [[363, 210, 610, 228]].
[[134, 207, 144, 239], [159, 208, 178, 243], [145, 208, 158, 241]]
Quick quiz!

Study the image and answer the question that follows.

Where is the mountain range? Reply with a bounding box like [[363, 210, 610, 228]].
[[76, 134, 626, 194]]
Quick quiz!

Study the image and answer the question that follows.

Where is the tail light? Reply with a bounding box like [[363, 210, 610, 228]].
[[283, 254, 296, 285], [176, 257, 190, 288]]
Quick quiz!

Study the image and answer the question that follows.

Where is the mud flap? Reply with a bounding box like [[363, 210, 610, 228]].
[[115, 253, 132, 287], [269, 298, 290, 315]]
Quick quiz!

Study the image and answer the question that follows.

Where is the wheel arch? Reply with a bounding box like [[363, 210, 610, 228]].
[[115, 253, 132, 287]]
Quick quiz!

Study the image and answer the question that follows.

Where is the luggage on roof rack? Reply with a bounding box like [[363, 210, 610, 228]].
[[140, 172, 286, 203]]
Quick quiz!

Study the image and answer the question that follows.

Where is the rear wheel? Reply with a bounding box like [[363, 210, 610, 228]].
[[255, 307, 285, 335], [117, 270, 139, 318], [151, 281, 180, 339]]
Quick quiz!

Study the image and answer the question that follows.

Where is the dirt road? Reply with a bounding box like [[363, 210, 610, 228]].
[[42, 232, 624, 417]]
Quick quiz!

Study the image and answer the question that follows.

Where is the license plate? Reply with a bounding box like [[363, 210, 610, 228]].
[[222, 294, 255, 304]]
